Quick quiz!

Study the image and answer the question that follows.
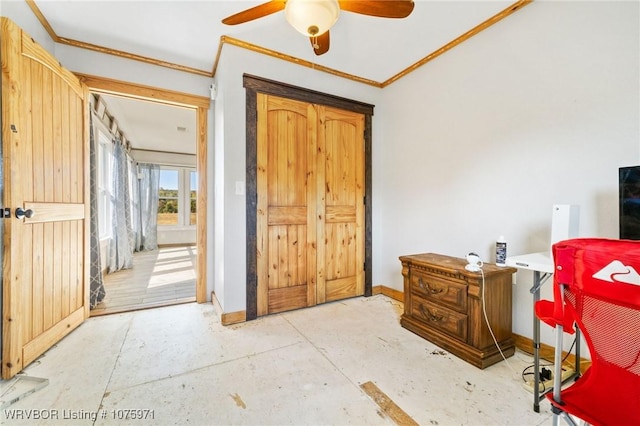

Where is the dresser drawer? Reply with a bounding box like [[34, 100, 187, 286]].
[[411, 270, 468, 313], [401, 253, 515, 368], [411, 293, 468, 342]]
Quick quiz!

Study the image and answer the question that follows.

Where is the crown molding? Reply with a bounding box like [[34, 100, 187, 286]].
[[26, 0, 531, 88]]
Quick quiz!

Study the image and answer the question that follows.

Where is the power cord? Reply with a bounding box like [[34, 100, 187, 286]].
[[480, 268, 518, 377], [520, 335, 578, 393]]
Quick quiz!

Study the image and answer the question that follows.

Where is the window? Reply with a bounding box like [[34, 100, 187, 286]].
[[158, 167, 196, 227], [97, 130, 113, 239], [158, 169, 179, 226]]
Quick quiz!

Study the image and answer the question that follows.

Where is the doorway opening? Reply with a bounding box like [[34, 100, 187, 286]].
[[79, 74, 209, 316]]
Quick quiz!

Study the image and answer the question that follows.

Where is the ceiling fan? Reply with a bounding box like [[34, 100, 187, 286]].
[[222, 0, 415, 56]]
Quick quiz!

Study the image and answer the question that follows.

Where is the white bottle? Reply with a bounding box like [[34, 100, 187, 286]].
[[496, 236, 507, 266]]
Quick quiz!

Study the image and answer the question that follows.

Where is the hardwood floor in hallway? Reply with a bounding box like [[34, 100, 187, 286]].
[[91, 245, 197, 316]]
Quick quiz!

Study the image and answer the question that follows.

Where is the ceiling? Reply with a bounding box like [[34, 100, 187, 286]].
[[28, 0, 527, 154], [98, 94, 197, 156]]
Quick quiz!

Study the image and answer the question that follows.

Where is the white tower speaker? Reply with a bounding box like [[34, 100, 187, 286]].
[[550, 204, 580, 246]]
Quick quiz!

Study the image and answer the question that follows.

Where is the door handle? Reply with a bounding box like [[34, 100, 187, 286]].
[[15, 207, 34, 219]]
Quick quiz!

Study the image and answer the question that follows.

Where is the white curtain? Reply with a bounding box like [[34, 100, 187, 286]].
[[107, 139, 135, 273], [136, 163, 160, 251], [89, 117, 106, 306], [130, 159, 141, 251]]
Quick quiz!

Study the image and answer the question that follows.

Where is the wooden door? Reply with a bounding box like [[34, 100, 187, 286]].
[[317, 106, 365, 303], [256, 93, 364, 315], [256, 94, 318, 315], [1, 18, 89, 379]]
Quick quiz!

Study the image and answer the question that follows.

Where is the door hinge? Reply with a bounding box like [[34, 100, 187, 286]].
[[3, 208, 10, 218]]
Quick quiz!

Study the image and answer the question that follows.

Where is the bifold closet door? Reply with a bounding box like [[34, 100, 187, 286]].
[[256, 93, 365, 316]]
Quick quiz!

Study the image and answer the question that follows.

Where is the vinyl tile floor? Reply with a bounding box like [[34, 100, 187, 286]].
[[1, 295, 555, 425]]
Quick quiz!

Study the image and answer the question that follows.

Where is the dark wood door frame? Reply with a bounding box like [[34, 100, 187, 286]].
[[243, 74, 374, 321]]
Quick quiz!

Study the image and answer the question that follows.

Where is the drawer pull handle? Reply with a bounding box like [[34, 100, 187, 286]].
[[418, 278, 443, 294], [419, 304, 444, 323]]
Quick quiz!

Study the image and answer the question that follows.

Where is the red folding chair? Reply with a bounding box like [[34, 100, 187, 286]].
[[535, 238, 640, 426]]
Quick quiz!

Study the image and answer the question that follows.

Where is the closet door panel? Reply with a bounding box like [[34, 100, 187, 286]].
[[257, 94, 317, 315], [319, 106, 365, 303]]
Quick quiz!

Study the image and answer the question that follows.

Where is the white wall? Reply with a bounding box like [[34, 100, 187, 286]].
[[376, 1, 639, 347], [157, 228, 197, 246], [213, 45, 382, 313]]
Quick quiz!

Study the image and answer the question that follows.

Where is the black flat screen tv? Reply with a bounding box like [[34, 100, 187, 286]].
[[620, 165, 640, 240]]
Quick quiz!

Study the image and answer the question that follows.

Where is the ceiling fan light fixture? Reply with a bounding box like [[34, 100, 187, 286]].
[[285, 0, 340, 37]]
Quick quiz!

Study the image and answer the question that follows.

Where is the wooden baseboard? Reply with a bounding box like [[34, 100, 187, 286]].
[[211, 291, 247, 326], [512, 334, 591, 374], [372, 285, 403, 302], [221, 310, 247, 326]]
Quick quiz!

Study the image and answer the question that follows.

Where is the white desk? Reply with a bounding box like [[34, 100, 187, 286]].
[[505, 251, 554, 274], [506, 252, 581, 413]]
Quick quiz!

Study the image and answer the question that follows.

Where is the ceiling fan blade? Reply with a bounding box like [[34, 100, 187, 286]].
[[222, 1, 286, 25], [310, 31, 330, 56], [338, 0, 415, 18]]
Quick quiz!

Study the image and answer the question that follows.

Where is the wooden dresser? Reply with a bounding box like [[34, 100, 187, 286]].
[[399, 253, 516, 369]]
